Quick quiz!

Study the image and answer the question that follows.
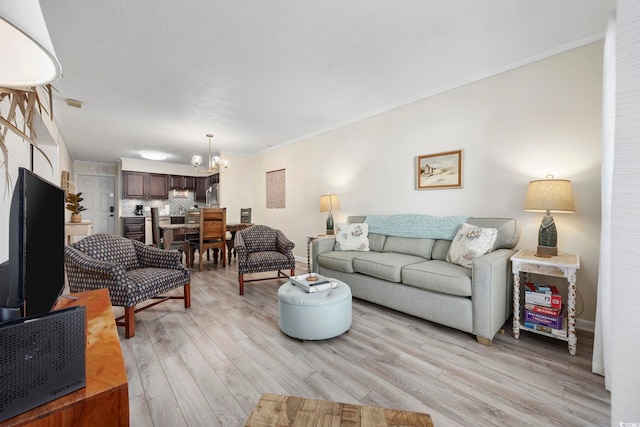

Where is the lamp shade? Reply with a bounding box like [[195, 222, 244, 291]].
[[320, 194, 340, 212], [0, 0, 62, 87], [524, 178, 575, 213]]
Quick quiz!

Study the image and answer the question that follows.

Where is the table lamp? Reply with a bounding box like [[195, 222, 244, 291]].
[[320, 194, 340, 235], [523, 175, 575, 257]]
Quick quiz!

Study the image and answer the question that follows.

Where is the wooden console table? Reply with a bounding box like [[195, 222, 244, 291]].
[[65, 221, 93, 245], [1, 289, 129, 427], [246, 393, 433, 427]]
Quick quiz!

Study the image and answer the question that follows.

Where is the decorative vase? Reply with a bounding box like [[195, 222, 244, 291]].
[[70, 213, 82, 223]]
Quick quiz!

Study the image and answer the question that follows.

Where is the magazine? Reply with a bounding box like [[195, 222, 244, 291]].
[[290, 274, 336, 293]]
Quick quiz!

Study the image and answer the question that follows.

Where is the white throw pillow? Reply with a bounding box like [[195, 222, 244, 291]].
[[334, 223, 370, 251], [446, 223, 497, 269]]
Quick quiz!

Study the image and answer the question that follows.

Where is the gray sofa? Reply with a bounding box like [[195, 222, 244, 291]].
[[311, 216, 520, 344]]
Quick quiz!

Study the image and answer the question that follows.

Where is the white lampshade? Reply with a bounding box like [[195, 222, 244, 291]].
[[0, 0, 62, 87], [320, 194, 341, 212]]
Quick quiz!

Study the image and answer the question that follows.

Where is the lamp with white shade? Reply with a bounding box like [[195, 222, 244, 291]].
[[0, 0, 62, 87], [320, 194, 340, 235], [523, 175, 575, 257]]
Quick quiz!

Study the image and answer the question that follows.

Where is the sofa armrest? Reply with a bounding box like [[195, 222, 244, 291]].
[[471, 248, 518, 342], [311, 237, 336, 273]]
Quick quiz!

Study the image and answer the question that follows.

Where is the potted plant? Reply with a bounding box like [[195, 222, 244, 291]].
[[66, 192, 87, 223]]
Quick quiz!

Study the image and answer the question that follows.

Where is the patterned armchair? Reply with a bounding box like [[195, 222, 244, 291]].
[[234, 225, 295, 295], [64, 233, 191, 338]]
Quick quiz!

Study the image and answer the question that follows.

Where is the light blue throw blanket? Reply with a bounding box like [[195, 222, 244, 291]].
[[364, 214, 470, 240]]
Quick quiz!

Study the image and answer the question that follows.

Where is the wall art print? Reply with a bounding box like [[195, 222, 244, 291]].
[[266, 168, 286, 208], [416, 150, 462, 190]]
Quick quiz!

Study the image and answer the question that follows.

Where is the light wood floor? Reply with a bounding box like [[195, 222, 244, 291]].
[[117, 259, 610, 427]]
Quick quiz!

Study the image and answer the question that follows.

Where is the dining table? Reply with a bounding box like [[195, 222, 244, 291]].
[[160, 222, 254, 264]]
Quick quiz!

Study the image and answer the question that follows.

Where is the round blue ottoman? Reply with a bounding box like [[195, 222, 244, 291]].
[[278, 280, 352, 341]]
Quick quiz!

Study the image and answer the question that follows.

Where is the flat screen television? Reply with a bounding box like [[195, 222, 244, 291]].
[[0, 167, 66, 321]]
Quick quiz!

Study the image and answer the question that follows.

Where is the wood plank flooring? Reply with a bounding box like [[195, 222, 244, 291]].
[[117, 259, 610, 426]]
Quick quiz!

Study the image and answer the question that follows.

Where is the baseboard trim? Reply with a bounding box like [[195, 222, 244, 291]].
[[577, 318, 595, 333]]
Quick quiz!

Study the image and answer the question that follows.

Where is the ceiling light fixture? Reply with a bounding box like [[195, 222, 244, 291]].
[[0, 0, 62, 87], [191, 134, 230, 173], [141, 151, 167, 161]]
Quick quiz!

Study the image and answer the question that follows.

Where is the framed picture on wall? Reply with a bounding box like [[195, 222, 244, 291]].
[[416, 150, 462, 190]]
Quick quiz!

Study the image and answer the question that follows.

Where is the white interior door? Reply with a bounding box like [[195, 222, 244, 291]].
[[76, 174, 115, 234]]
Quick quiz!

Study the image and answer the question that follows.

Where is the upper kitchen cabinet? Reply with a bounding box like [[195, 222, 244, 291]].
[[194, 174, 219, 202], [148, 173, 168, 199], [123, 171, 146, 198], [169, 175, 197, 191], [123, 171, 168, 199]]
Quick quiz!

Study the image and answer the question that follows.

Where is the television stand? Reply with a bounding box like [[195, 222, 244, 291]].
[[1, 289, 128, 426]]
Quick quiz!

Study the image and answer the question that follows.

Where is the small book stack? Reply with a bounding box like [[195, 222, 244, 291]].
[[523, 282, 567, 337]]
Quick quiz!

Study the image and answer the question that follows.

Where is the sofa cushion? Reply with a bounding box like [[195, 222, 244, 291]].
[[317, 251, 362, 273], [431, 240, 451, 261], [466, 218, 520, 249], [402, 260, 472, 297], [383, 236, 434, 259], [368, 233, 387, 252], [353, 252, 426, 283], [334, 222, 370, 251], [446, 223, 498, 269]]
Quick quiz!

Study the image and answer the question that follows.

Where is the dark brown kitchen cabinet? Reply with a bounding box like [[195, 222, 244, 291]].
[[122, 171, 168, 199], [123, 171, 146, 198], [123, 217, 145, 242], [169, 175, 197, 191], [183, 176, 196, 190], [195, 174, 219, 202], [168, 175, 183, 189], [147, 173, 168, 199], [195, 176, 210, 202]]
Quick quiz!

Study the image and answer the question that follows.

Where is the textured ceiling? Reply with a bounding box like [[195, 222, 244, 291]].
[[39, 1, 615, 166]]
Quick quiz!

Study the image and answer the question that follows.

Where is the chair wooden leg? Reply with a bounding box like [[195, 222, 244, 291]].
[[125, 306, 135, 338], [184, 283, 191, 308], [290, 268, 295, 277], [239, 273, 244, 295], [222, 246, 226, 267]]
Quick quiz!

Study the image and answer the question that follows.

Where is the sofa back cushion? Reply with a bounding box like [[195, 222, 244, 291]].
[[466, 218, 520, 249], [368, 233, 387, 252], [383, 236, 434, 259], [431, 240, 452, 261]]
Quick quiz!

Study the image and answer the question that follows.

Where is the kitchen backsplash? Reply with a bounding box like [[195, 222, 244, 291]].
[[121, 191, 198, 216]]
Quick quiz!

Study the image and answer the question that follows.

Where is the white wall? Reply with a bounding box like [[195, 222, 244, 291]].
[[252, 42, 604, 324], [0, 91, 74, 261]]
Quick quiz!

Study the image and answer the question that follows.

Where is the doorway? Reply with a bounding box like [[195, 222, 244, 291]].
[[76, 174, 115, 234]]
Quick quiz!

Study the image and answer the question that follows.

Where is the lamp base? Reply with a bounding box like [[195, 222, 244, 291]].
[[535, 245, 557, 258], [326, 212, 334, 235]]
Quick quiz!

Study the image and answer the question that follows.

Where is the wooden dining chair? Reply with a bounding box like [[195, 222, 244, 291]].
[[226, 207, 253, 260], [151, 207, 189, 266], [188, 207, 227, 271]]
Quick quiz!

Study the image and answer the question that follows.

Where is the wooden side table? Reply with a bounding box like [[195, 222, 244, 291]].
[[65, 221, 93, 245], [305, 234, 324, 273], [511, 249, 580, 355]]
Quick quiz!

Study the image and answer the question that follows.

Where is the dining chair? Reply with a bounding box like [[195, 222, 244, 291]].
[[151, 207, 190, 266], [189, 207, 227, 271], [226, 207, 252, 260]]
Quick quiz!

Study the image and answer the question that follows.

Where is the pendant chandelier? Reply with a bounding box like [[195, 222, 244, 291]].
[[190, 134, 230, 173]]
